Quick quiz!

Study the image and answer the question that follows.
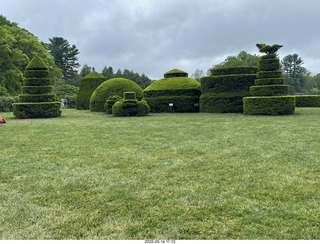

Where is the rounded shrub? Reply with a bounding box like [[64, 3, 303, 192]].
[[104, 95, 122, 114], [200, 66, 257, 113], [90, 78, 143, 112], [143, 69, 201, 113], [12, 55, 61, 119], [112, 92, 150, 117], [76, 71, 106, 110]]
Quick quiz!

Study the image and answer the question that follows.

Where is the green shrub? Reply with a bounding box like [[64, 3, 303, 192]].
[[104, 95, 122, 114], [90, 78, 143, 112], [258, 58, 280, 71], [76, 71, 106, 110], [250, 85, 289, 96], [209, 66, 258, 76], [200, 74, 256, 94], [0, 86, 10, 97], [12, 102, 62, 119], [295, 95, 320, 107], [144, 96, 199, 113], [200, 91, 250, 113], [257, 71, 282, 79], [22, 86, 53, 94], [0, 96, 19, 112], [164, 69, 188, 78], [12, 55, 61, 118], [112, 92, 150, 117], [255, 78, 285, 85], [243, 96, 295, 115]]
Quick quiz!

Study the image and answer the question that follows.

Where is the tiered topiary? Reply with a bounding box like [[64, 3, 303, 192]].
[[243, 44, 295, 115], [143, 69, 201, 112], [89, 78, 143, 112], [200, 66, 257, 113], [112, 92, 150, 117], [76, 71, 106, 110], [12, 55, 61, 119]]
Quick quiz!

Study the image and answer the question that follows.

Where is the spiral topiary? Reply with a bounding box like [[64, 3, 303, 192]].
[[143, 69, 201, 112], [12, 55, 61, 119], [89, 78, 143, 112]]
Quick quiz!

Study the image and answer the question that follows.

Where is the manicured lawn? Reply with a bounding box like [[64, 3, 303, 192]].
[[0, 108, 319, 239]]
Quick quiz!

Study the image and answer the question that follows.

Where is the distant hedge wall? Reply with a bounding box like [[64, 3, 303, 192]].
[[295, 95, 320, 107], [76, 71, 106, 110], [90, 78, 143, 112]]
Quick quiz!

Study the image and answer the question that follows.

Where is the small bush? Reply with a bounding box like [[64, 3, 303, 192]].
[[104, 95, 122, 114], [243, 96, 295, 115], [0, 96, 19, 112], [250, 85, 289, 96], [295, 95, 320, 107], [112, 92, 150, 117]]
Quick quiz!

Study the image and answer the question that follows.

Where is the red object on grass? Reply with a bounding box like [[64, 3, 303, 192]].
[[0, 118, 6, 124]]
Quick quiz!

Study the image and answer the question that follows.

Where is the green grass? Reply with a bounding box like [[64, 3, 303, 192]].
[[0, 109, 320, 239]]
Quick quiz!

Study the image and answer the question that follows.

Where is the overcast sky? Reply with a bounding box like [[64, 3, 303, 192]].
[[1, 0, 320, 79]]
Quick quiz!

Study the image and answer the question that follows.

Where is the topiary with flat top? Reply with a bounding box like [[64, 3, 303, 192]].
[[90, 78, 143, 112], [76, 71, 106, 110], [143, 69, 201, 112], [12, 55, 61, 119]]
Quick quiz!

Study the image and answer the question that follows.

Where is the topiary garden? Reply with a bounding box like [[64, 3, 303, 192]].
[[12, 55, 61, 119], [243, 44, 296, 115], [76, 71, 106, 110], [89, 78, 143, 112], [200, 66, 257, 113], [143, 69, 201, 113]]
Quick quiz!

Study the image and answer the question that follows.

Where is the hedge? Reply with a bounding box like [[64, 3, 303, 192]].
[[12, 102, 62, 119], [209, 66, 258, 76], [12, 55, 61, 118], [143, 69, 200, 113], [250, 85, 289, 96], [257, 71, 282, 79], [76, 71, 106, 110], [200, 74, 256, 94], [112, 92, 150, 117], [200, 91, 250, 113], [90, 78, 143, 112], [258, 58, 280, 71], [243, 96, 295, 115], [255, 78, 285, 86], [295, 95, 320, 107]]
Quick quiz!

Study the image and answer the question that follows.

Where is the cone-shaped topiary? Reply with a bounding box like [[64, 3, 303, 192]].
[[243, 44, 295, 115], [143, 69, 201, 112], [76, 71, 106, 110], [12, 55, 61, 118], [89, 78, 143, 112], [200, 66, 257, 113]]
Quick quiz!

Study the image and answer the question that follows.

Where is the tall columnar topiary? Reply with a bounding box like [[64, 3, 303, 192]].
[[89, 78, 143, 112], [12, 55, 61, 119], [76, 71, 106, 110], [200, 66, 257, 113], [143, 69, 201, 112], [243, 44, 295, 115]]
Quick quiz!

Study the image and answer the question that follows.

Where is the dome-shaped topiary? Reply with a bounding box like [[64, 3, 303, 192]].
[[76, 71, 106, 110], [89, 78, 143, 112], [143, 69, 201, 112]]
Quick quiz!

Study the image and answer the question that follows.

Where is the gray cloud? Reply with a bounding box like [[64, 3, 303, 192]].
[[1, 0, 320, 79]]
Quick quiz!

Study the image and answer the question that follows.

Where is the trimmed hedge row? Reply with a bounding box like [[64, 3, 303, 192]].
[[255, 78, 285, 85], [90, 78, 143, 112], [76, 71, 106, 110], [209, 66, 258, 76], [295, 95, 320, 107], [144, 95, 199, 113], [12, 55, 61, 119], [112, 92, 150, 117], [250, 85, 289, 96], [12, 102, 62, 119], [243, 96, 295, 115]]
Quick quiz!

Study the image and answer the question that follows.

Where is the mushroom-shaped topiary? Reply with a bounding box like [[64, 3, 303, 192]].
[[89, 78, 143, 112], [12, 55, 61, 119], [143, 69, 201, 112], [76, 71, 106, 110]]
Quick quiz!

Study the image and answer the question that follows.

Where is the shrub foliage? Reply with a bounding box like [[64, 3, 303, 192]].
[[12, 55, 61, 119], [295, 95, 320, 107]]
